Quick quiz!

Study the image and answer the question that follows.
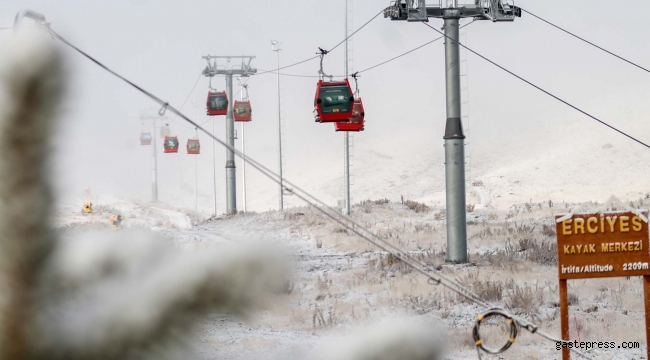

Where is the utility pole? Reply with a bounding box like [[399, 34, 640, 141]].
[[141, 114, 168, 202], [383, 0, 521, 262], [202, 56, 256, 215], [343, 0, 352, 216], [271, 39, 283, 211]]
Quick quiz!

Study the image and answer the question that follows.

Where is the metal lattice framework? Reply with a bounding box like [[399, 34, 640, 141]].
[[383, 0, 521, 22], [202, 56, 257, 77]]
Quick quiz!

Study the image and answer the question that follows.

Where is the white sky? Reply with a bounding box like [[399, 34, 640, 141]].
[[0, 0, 649, 212]]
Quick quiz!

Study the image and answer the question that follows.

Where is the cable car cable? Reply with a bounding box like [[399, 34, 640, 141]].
[[45, 25, 466, 304], [254, 56, 320, 76], [255, 8, 383, 77], [168, 73, 202, 125], [256, 20, 476, 79], [178, 87, 242, 129], [421, 21, 650, 151], [356, 20, 476, 74], [521, 8, 650, 74], [328, 9, 383, 53], [44, 23, 591, 360], [254, 70, 320, 78]]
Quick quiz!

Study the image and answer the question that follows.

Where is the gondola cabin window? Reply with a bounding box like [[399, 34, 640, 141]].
[[314, 79, 354, 122], [140, 132, 152, 145], [233, 100, 252, 122], [206, 92, 228, 116], [187, 139, 200, 154], [163, 136, 179, 153]]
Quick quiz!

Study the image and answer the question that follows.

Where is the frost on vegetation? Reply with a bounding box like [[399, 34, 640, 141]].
[[400, 196, 431, 213], [0, 33, 446, 360], [0, 34, 289, 360], [313, 319, 444, 360], [35, 234, 289, 359]]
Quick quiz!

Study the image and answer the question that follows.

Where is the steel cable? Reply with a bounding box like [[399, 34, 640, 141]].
[[420, 21, 613, 358], [522, 8, 650, 74], [256, 20, 476, 78], [253, 56, 320, 76], [422, 21, 650, 151], [168, 73, 202, 127], [357, 19, 476, 74], [45, 26, 491, 311], [327, 9, 383, 53], [177, 85, 243, 130], [254, 9, 383, 77], [46, 23, 590, 359]]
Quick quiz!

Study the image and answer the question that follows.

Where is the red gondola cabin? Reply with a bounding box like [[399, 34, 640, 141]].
[[206, 91, 228, 116], [187, 138, 200, 154], [140, 132, 152, 145], [314, 79, 354, 122], [163, 136, 179, 153], [335, 98, 365, 132], [233, 101, 252, 122]]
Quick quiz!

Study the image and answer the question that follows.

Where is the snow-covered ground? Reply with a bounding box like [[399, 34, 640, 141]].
[[54, 195, 650, 360]]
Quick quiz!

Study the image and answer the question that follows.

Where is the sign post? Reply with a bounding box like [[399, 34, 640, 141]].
[[555, 210, 650, 359]]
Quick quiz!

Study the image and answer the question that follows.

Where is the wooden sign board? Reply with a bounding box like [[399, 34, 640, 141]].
[[555, 210, 650, 360], [556, 210, 650, 279]]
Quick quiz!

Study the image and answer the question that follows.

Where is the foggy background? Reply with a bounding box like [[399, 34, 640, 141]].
[[1, 0, 649, 213]]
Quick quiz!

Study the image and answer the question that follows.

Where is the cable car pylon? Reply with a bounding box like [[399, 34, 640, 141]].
[[383, 0, 521, 263], [140, 112, 169, 202], [201, 55, 257, 215]]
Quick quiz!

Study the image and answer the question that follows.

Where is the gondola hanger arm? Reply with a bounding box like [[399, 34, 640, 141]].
[[350, 71, 361, 97], [316, 47, 333, 81]]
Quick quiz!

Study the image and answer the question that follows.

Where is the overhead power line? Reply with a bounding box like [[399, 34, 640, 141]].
[[522, 8, 650, 74], [422, 21, 650, 151]]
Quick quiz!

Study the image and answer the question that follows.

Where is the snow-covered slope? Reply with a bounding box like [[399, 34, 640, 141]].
[[242, 112, 650, 212]]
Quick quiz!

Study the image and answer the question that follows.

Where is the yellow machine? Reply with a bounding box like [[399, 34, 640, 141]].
[[109, 214, 124, 230], [82, 202, 93, 214]]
